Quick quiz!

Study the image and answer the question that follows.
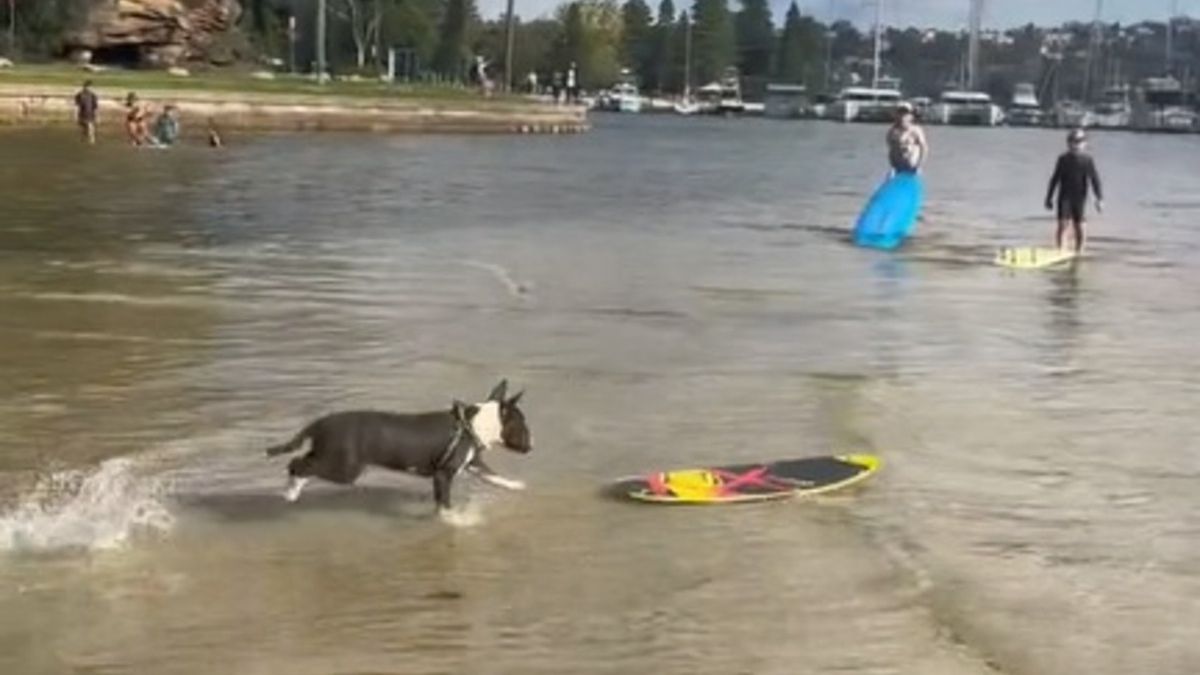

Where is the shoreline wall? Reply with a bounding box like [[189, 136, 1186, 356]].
[[0, 84, 591, 135]]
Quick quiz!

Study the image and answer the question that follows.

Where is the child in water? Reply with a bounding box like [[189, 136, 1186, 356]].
[[207, 118, 223, 147], [150, 104, 180, 146], [1045, 128, 1104, 252], [124, 92, 149, 145]]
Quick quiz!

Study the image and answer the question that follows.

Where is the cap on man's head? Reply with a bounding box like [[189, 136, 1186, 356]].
[[896, 101, 914, 114], [1067, 128, 1086, 144]]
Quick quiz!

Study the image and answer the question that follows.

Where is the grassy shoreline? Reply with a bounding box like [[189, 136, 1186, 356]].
[[0, 64, 590, 134], [0, 64, 514, 100]]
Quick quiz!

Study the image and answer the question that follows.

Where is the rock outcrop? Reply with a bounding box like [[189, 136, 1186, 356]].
[[64, 0, 243, 68]]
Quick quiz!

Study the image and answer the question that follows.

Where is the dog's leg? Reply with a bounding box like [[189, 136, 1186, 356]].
[[474, 471, 526, 491], [432, 470, 454, 518], [284, 455, 314, 502], [466, 457, 525, 491], [283, 476, 309, 502]]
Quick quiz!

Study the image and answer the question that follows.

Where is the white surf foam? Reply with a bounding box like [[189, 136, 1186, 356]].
[[0, 457, 175, 553], [438, 501, 486, 528]]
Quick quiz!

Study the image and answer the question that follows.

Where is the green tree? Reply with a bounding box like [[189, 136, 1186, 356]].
[[772, 2, 822, 86], [829, 19, 862, 61], [552, 0, 621, 87], [668, 10, 690, 92], [884, 27, 922, 73], [511, 19, 564, 82], [620, 0, 653, 77], [433, 0, 480, 79], [4, 0, 88, 58], [733, 0, 772, 78], [690, 0, 734, 84], [5, 0, 1195, 104], [381, 0, 441, 75], [646, 0, 675, 92], [773, 2, 804, 82], [240, 0, 290, 62], [471, 16, 564, 85], [330, 0, 385, 69], [554, 1, 587, 68], [919, 29, 965, 91]]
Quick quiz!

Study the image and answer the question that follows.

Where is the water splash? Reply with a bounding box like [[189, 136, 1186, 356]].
[[438, 502, 486, 529], [462, 259, 532, 299], [0, 457, 175, 554]]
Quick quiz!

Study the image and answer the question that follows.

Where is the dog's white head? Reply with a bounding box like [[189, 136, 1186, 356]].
[[459, 379, 531, 453]]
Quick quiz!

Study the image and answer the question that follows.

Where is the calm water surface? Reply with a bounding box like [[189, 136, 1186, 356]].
[[0, 115, 1197, 675]]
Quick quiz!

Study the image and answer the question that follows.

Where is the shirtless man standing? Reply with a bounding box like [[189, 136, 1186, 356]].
[[885, 101, 929, 176]]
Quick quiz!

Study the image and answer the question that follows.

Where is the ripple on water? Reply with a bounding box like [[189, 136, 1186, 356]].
[[0, 122, 1198, 675]]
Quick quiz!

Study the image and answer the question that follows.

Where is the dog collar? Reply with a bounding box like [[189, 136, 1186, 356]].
[[434, 402, 488, 475]]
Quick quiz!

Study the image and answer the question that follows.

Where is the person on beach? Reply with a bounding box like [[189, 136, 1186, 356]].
[[74, 80, 99, 144], [885, 101, 928, 176], [566, 62, 578, 104], [474, 55, 493, 98], [1044, 128, 1104, 252], [124, 92, 150, 145], [551, 71, 563, 104]]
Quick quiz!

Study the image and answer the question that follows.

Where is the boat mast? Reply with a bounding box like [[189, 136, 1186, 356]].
[[825, 0, 836, 89], [1083, 0, 1102, 102], [683, 15, 693, 97], [966, 0, 981, 90], [1166, 0, 1176, 75], [871, 0, 882, 88]]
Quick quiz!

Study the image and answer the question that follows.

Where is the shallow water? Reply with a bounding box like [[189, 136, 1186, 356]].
[[0, 117, 1197, 675]]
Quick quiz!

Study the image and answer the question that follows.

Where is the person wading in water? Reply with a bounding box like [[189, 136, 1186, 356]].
[[1044, 128, 1104, 252], [74, 80, 99, 144], [124, 92, 150, 145]]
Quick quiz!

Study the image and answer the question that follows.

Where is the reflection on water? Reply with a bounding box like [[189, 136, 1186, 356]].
[[1044, 262, 1084, 368], [0, 118, 1198, 675], [0, 131, 220, 475]]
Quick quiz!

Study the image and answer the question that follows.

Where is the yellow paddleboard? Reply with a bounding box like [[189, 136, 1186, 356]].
[[994, 246, 1079, 269]]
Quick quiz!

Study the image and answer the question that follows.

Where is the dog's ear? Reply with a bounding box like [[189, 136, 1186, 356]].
[[507, 390, 523, 407], [487, 379, 508, 402]]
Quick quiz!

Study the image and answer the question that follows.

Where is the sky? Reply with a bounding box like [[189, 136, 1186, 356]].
[[476, 0, 1189, 30]]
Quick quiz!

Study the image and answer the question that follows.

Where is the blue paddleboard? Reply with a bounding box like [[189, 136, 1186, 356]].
[[851, 172, 924, 250]]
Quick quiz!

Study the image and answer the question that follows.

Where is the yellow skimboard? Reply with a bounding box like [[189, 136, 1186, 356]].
[[607, 454, 881, 505], [994, 246, 1079, 269]]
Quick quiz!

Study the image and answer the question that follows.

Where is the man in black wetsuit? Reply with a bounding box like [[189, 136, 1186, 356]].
[[1045, 128, 1103, 252]]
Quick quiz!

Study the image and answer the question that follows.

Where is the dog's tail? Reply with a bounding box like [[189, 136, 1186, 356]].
[[265, 425, 311, 458]]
